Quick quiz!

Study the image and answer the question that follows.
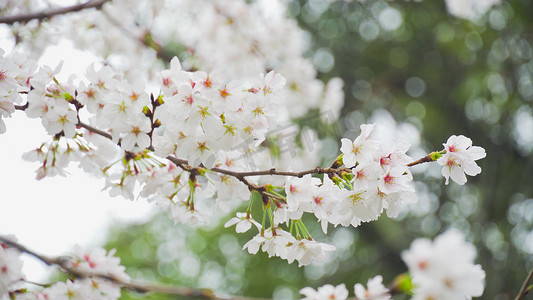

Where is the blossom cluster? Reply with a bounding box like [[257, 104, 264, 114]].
[[0, 236, 24, 297], [0, 237, 127, 300], [300, 275, 390, 300], [0, 49, 33, 134], [402, 229, 486, 299], [223, 123, 418, 266], [437, 135, 486, 185], [3, 0, 344, 124], [0, 45, 487, 269], [299, 229, 485, 299], [224, 123, 484, 266]]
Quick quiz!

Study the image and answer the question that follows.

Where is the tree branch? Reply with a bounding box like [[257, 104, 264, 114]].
[[0, 236, 270, 300], [0, 0, 111, 25], [406, 154, 433, 167], [515, 266, 533, 300], [14, 104, 435, 187]]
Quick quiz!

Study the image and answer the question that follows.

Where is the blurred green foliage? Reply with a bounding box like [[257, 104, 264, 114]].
[[101, 1, 533, 299]]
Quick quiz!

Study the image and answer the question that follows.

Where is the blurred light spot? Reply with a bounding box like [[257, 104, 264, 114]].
[[332, 227, 354, 250], [489, 9, 506, 30], [131, 239, 150, 260], [346, 11, 362, 32], [286, 1, 301, 17], [302, 0, 329, 23], [157, 261, 178, 278], [199, 262, 225, 289], [218, 234, 240, 257], [512, 106, 533, 154], [189, 235, 207, 252], [421, 215, 441, 235], [465, 32, 483, 51], [313, 48, 335, 73], [389, 47, 409, 68], [319, 19, 341, 39], [405, 77, 426, 97], [351, 80, 372, 101], [273, 286, 296, 300], [308, 0, 329, 15], [359, 20, 380, 41], [435, 22, 455, 43], [304, 264, 325, 281], [406, 101, 426, 119], [378, 7, 403, 31], [465, 98, 485, 121], [483, 101, 500, 124], [518, 73, 533, 100], [179, 253, 200, 277], [486, 72, 507, 95]]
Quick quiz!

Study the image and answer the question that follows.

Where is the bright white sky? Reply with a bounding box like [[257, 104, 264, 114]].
[[0, 40, 156, 281]]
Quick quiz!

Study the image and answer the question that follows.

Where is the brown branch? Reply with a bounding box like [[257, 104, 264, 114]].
[[515, 266, 533, 300], [407, 154, 434, 167], [0, 0, 111, 25], [77, 121, 113, 140], [0, 236, 270, 300], [14, 101, 436, 186]]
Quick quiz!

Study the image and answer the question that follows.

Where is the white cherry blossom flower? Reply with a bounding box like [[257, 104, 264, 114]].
[[286, 238, 336, 267], [300, 283, 348, 300], [354, 275, 391, 300], [437, 135, 486, 185], [340, 124, 380, 168], [402, 229, 486, 299], [43, 106, 78, 138], [285, 175, 321, 212], [224, 212, 260, 233]]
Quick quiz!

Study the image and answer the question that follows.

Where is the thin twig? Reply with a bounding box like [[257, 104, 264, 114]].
[[77, 121, 113, 140], [515, 266, 533, 300], [0, 0, 111, 25], [0, 236, 270, 300], [407, 154, 433, 167]]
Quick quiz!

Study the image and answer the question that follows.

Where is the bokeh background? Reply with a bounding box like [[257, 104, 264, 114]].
[[2, 0, 533, 299]]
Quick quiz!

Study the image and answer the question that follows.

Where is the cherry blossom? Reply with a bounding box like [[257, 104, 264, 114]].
[[340, 124, 380, 168], [402, 229, 486, 299], [437, 135, 486, 185], [354, 275, 391, 300], [0, 237, 24, 297], [224, 212, 261, 233], [300, 283, 349, 300]]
